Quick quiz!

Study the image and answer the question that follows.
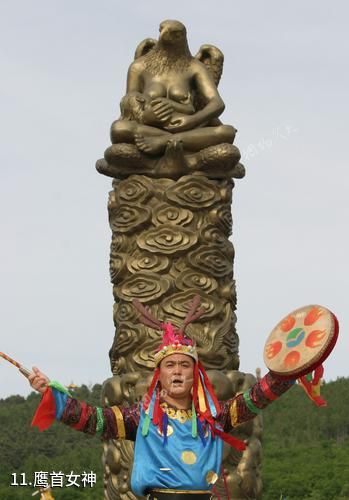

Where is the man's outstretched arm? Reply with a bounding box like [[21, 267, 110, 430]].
[[29, 367, 139, 441]]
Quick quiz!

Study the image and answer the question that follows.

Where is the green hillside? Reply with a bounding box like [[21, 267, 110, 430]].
[[0, 385, 103, 499], [262, 376, 349, 499], [0, 378, 348, 499]]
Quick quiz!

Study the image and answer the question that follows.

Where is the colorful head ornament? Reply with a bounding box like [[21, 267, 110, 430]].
[[132, 295, 246, 452], [154, 322, 198, 365], [133, 294, 205, 366]]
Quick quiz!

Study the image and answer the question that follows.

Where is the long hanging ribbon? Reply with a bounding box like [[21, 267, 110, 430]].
[[221, 466, 231, 500], [214, 427, 246, 451], [192, 362, 200, 413], [196, 416, 206, 446], [199, 371, 217, 418], [143, 368, 159, 412], [197, 373, 208, 414], [31, 387, 56, 431], [198, 361, 221, 414], [31, 382, 71, 431], [198, 379, 215, 426], [212, 486, 221, 500], [191, 361, 246, 451], [142, 413, 151, 436], [142, 389, 157, 436], [298, 364, 327, 407], [158, 404, 164, 434], [152, 387, 161, 426], [162, 411, 169, 446], [191, 400, 197, 438]]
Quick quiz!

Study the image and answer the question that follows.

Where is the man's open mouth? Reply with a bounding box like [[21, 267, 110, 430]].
[[171, 379, 184, 385]]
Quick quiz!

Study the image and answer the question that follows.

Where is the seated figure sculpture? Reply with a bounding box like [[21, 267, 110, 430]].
[[96, 19, 245, 180]]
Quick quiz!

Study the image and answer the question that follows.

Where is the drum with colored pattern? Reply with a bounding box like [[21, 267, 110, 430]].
[[264, 305, 339, 379]]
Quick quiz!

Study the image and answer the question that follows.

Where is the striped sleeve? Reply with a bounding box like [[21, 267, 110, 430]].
[[219, 372, 295, 431], [58, 396, 140, 441]]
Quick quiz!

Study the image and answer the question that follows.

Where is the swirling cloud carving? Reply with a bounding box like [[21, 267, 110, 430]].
[[165, 176, 220, 210], [115, 272, 170, 303], [175, 270, 218, 294], [152, 203, 194, 227], [113, 301, 138, 323], [113, 323, 142, 354], [208, 206, 233, 236], [187, 245, 232, 277], [110, 234, 129, 256], [137, 225, 197, 254], [110, 253, 128, 283], [127, 253, 170, 274], [109, 204, 151, 233], [161, 290, 223, 320], [200, 225, 235, 259], [116, 176, 153, 204]]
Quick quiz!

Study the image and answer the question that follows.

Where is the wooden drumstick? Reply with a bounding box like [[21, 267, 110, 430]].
[[0, 351, 32, 378]]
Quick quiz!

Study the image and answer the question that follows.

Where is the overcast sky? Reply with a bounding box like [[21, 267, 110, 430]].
[[0, 1, 348, 398]]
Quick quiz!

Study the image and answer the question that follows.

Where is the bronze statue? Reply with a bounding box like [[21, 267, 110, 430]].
[[96, 19, 244, 180]]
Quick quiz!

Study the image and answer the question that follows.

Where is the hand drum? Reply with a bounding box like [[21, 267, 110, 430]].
[[263, 305, 338, 379]]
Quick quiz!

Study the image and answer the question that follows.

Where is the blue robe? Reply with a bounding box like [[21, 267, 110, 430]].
[[131, 408, 223, 496]]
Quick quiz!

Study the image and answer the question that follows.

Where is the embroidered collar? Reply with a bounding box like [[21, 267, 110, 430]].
[[160, 401, 192, 423]]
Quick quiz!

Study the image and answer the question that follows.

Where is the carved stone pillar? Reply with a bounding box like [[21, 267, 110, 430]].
[[97, 173, 262, 499], [107, 174, 239, 373]]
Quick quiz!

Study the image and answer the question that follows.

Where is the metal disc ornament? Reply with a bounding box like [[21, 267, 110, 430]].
[[263, 305, 339, 379]]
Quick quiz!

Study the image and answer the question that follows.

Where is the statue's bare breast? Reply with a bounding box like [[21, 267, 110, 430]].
[[142, 71, 194, 106]]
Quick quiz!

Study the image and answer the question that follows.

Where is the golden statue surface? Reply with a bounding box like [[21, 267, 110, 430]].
[[96, 19, 244, 180], [97, 20, 262, 500]]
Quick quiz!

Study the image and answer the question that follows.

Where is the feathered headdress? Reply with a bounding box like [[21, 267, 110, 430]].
[[133, 295, 246, 452]]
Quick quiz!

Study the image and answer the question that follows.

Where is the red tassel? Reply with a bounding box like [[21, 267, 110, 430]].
[[214, 428, 246, 451], [298, 366, 327, 407], [298, 364, 327, 407], [31, 387, 56, 431], [222, 466, 231, 500], [212, 486, 221, 500], [312, 365, 324, 385], [192, 361, 245, 451]]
